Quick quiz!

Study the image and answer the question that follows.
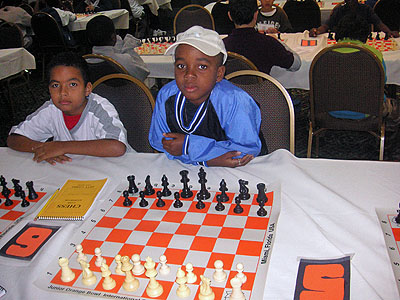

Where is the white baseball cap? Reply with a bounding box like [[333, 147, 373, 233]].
[[165, 26, 227, 64]]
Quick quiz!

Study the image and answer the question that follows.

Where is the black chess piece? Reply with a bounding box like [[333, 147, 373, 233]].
[[395, 211, 400, 224], [328, 31, 333, 40], [197, 167, 210, 200], [12, 178, 22, 198], [0, 175, 6, 187], [376, 32, 381, 40], [144, 175, 155, 195], [215, 195, 225, 211], [161, 175, 171, 197], [196, 193, 206, 209], [173, 191, 183, 208], [257, 199, 268, 217], [20, 190, 30, 207], [156, 191, 165, 208], [122, 190, 132, 207], [238, 179, 250, 200], [26, 181, 38, 200], [233, 197, 243, 214], [138, 191, 148, 207], [368, 32, 373, 40], [127, 175, 139, 194], [3, 187, 12, 206], [217, 179, 229, 202], [180, 170, 193, 198], [256, 183, 268, 204], [277, 32, 281, 40], [384, 32, 389, 40]]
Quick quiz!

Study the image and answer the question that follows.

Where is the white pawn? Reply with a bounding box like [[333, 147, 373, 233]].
[[159, 254, 170, 276], [144, 256, 163, 298], [95, 247, 105, 267], [132, 253, 145, 276], [79, 260, 97, 286], [199, 275, 215, 300], [213, 260, 227, 282], [59, 257, 75, 283], [75, 244, 87, 263], [185, 262, 197, 284], [176, 267, 190, 298], [101, 262, 116, 290], [121, 255, 139, 292], [235, 263, 247, 284], [229, 277, 245, 300], [114, 254, 124, 275]]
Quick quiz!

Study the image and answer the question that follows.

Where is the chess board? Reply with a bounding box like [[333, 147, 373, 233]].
[[135, 42, 173, 55], [327, 38, 399, 52], [0, 183, 47, 237], [35, 178, 281, 300], [376, 208, 400, 295]]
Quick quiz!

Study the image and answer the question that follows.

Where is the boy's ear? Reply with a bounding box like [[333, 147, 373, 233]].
[[216, 65, 225, 82], [85, 82, 93, 97]]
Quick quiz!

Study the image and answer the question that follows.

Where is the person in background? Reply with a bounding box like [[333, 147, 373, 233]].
[[256, 0, 292, 33], [224, 0, 300, 74], [309, 0, 399, 37], [86, 15, 150, 82]]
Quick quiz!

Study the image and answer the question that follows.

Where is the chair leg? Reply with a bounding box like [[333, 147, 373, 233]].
[[379, 123, 385, 161], [307, 122, 313, 158]]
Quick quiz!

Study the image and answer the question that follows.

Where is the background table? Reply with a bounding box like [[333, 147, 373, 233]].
[[68, 9, 129, 31], [0, 48, 36, 81], [139, 0, 171, 16], [0, 148, 399, 299]]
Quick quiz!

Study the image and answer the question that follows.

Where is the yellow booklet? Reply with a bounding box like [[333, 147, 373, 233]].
[[36, 178, 107, 220]]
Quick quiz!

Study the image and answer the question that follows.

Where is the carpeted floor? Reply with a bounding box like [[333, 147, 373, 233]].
[[1, 69, 399, 161]]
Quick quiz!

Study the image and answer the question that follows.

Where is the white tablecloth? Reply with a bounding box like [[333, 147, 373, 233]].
[[139, 0, 171, 16], [0, 48, 36, 81], [0, 148, 399, 299], [68, 9, 129, 31]]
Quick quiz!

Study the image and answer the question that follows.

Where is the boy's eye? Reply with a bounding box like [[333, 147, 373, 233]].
[[50, 83, 59, 88], [70, 82, 78, 87], [199, 65, 207, 70], [176, 64, 185, 70]]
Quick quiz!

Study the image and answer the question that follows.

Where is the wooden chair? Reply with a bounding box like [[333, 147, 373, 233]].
[[83, 54, 129, 84], [283, 0, 321, 32], [226, 70, 295, 154], [92, 74, 155, 153], [308, 43, 385, 160], [224, 51, 261, 84], [173, 4, 215, 34]]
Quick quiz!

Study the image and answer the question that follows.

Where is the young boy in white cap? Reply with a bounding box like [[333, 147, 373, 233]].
[[149, 25, 267, 168]]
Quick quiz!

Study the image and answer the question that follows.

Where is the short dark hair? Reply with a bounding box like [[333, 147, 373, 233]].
[[228, 0, 258, 25], [46, 52, 90, 84], [335, 13, 370, 43], [86, 15, 115, 46]]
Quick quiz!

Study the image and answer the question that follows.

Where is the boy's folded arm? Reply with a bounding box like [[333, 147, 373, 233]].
[[7, 134, 43, 152], [53, 139, 126, 157]]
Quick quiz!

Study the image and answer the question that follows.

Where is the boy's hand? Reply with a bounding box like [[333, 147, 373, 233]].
[[207, 151, 254, 168], [32, 142, 71, 165], [162, 133, 185, 156]]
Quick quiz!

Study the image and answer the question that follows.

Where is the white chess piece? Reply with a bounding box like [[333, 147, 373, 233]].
[[229, 277, 245, 300], [79, 260, 97, 286], [59, 257, 75, 283], [235, 263, 247, 284], [131, 253, 145, 276], [75, 244, 87, 263], [198, 275, 215, 300], [213, 260, 227, 282], [101, 262, 116, 290], [159, 254, 170, 276], [176, 267, 190, 298], [121, 255, 139, 292], [144, 256, 163, 297], [95, 247, 105, 267], [185, 262, 197, 284], [114, 254, 124, 275]]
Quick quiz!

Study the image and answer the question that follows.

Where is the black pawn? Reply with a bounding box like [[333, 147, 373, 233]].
[[122, 190, 132, 207], [196, 193, 205, 209], [395, 211, 400, 224], [180, 170, 193, 198], [20, 190, 30, 207], [376, 32, 380, 40], [144, 175, 155, 195], [384, 32, 389, 40], [26, 181, 38, 200], [173, 191, 183, 208], [197, 167, 210, 200], [161, 175, 171, 197], [215, 195, 225, 211], [156, 191, 165, 208], [257, 199, 268, 217], [277, 32, 281, 40], [3, 187, 12, 206], [12, 179, 22, 198], [368, 32, 373, 40], [233, 197, 243, 214], [328, 31, 333, 40], [0, 175, 6, 187], [238, 179, 250, 201], [218, 179, 229, 202], [256, 183, 268, 204], [138, 191, 148, 207], [127, 175, 138, 194]]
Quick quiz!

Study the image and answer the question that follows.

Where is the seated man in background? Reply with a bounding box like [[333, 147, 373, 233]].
[[309, 0, 399, 37], [86, 15, 150, 82], [224, 0, 300, 75], [256, 0, 292, 33], [73, 0, 116, 13]]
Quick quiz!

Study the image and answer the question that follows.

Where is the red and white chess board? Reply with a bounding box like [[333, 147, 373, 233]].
[[36, 179, 281, 300], [376, 208, 400, 295], [327, 38, 398, 52], [0, 184, 47, 236], [135, 43, 173, 55]]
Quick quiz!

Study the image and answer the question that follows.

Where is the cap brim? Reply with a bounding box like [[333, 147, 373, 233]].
[[165, 39, 226, 63]]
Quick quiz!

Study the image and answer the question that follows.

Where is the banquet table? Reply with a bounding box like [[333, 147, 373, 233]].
[[0, 48, 36, 81], [0, 147, 399, 300], [139, 0, 172, 16], [68, 9, 129, 31], [140, 32, 400, 89]]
